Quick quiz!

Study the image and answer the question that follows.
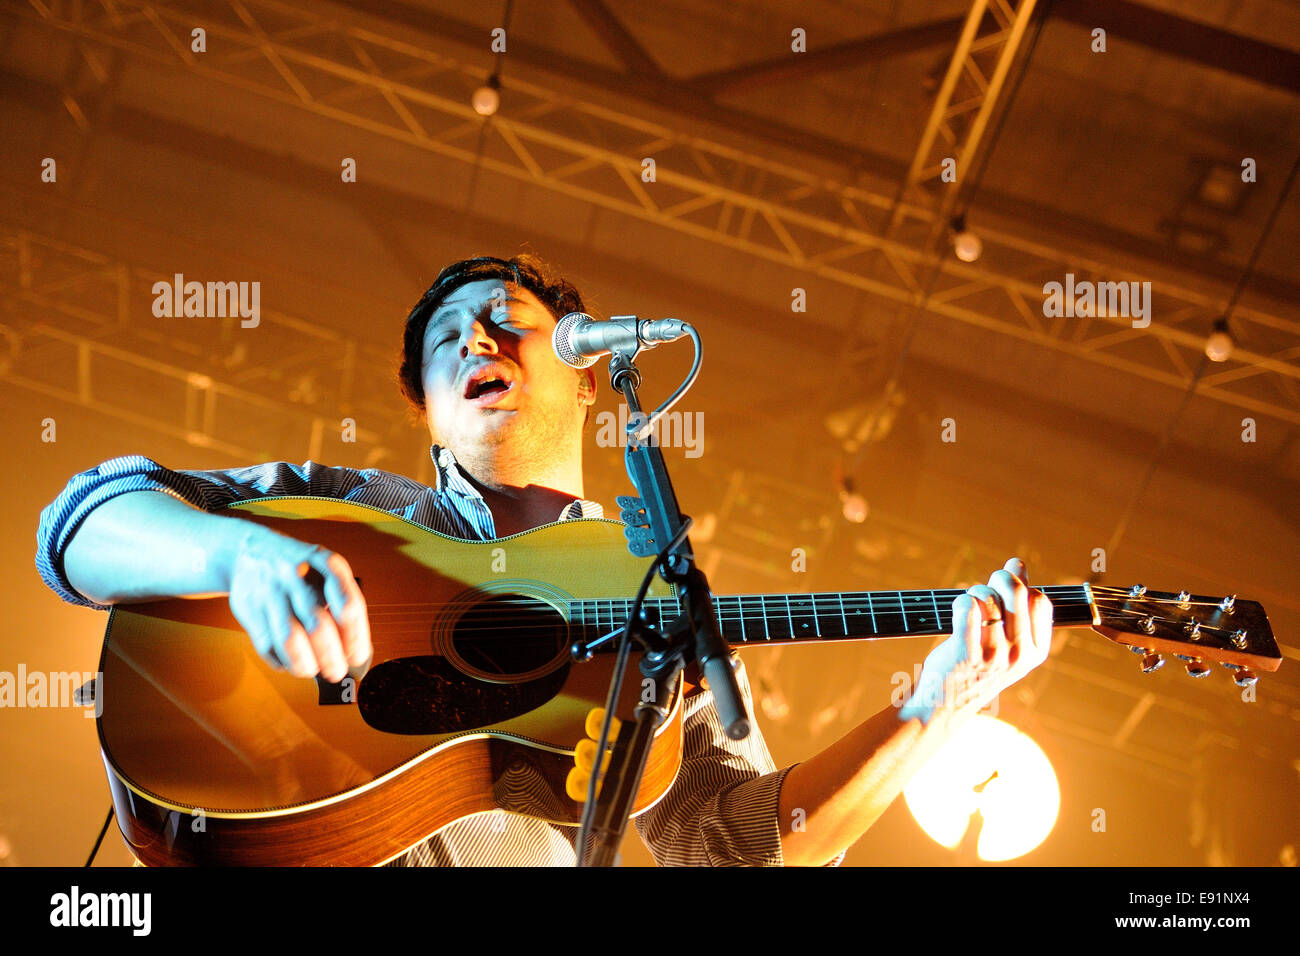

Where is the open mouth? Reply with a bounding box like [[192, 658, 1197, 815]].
[[463, 366, 517, 405]]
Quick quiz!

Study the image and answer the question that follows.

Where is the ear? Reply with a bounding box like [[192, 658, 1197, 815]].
[[578, 367, 597, 405]]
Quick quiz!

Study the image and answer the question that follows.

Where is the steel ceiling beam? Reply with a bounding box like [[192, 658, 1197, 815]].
[[565, 0, 663, 79], [0, 227, 396, 462], [1054, 0, 1300, 96], [887, 0, 1039, 237], [7, 0, 1299, 426], [688, 16, 968, 95]]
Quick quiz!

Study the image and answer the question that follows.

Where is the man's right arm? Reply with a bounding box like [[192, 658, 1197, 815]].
[[39, 456, 372, 681], [64, 490, 256, 605]]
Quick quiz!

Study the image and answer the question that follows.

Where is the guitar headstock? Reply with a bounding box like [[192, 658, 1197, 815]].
[[1088, 585, 1282, 686]]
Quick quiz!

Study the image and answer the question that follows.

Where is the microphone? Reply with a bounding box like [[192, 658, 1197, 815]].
[[553, 313, 690, 368]]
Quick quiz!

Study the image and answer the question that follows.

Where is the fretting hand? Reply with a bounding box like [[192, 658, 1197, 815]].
[[899, 557, 1053, 724]]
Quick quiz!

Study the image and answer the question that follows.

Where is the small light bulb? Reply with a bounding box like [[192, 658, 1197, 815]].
[[472, 81, 500, 116], [840, 492, 868, 523], [953, 230, 982, 263], [1205, 326, 1233, 362], [760, 687, 790, 721]]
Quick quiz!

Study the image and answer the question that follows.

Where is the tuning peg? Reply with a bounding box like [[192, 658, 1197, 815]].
[[1219, 595, 1236, 613], [1177, 590, 1192, 608], [1184, 658, 1212, 678], [1140, 615, 1157, 635], [1129, 644, 1146, 654], [1184, 622, 1203, 640], [1233, 669, 1258, 688], [1140, 652, 1164, 673], [1230, 629, 1248, 649], [1129, 584, 1147, 598]]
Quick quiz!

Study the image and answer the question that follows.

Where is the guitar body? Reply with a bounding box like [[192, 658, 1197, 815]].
[[97, 496, 1282, 866], [98, 497, 684, 866]]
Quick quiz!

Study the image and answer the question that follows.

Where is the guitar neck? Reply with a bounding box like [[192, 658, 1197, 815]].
[[571, 584, 1096, 648]]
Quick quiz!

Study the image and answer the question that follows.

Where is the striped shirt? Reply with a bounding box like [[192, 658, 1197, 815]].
[[36, 445, 846, 866]]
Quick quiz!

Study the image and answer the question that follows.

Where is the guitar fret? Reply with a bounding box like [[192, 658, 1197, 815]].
[[787, 593, 818, 639], [579, 584, 1107, 650]]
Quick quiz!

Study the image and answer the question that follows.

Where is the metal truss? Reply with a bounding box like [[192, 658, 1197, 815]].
[[887, 0, 1038, 238], [0, 226, 399, 462], [7, 0, 1299, 425]]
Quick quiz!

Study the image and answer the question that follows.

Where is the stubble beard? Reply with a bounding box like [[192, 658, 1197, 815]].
[[445, 401, 581, 487]]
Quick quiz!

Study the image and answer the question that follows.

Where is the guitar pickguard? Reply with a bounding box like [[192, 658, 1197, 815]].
[[359, 656, 570, 734]]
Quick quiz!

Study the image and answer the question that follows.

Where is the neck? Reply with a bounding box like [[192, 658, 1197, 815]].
[[443, 440, 586, 537]]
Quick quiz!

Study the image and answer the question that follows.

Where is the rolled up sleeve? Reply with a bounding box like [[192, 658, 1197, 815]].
[[35, 454, 369, 610]]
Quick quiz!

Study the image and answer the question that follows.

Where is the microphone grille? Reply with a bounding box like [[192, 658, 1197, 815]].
[[553, 312, 598, 369]]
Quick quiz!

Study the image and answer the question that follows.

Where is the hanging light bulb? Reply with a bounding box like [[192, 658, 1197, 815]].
[[472, 73, 501, 116], [837, 474, 868, 523], [950, 214, 983, 263], [1205, 317, 1234, 363]]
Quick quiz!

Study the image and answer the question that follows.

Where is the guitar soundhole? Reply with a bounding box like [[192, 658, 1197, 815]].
[[356, 594, 571, 735], [449, 595, 567, 679]]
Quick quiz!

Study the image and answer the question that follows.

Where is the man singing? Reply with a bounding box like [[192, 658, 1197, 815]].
[[36, 253, 1053, 866]]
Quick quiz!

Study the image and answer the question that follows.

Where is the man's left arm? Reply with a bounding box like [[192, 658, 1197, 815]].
[[777, 557, 1053, 866]]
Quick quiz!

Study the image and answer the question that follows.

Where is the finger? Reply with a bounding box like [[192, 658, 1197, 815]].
[[286, 568, 347, 682], [320, 552, 372, 668], [1005, 556, 1028, 586], [989, 570, 1031, 663], [965, 584, 1008, 667], [308, 612, 347, 683], [301, 547, 349, 622], [950, 592, 983, 666], [267, 599, 318, 678], [1029, 589, 1055, 659], [237, 598, 285, 671], [281, 617, 319, 679]]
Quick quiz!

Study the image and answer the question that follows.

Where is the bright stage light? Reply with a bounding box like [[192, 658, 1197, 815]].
[[904, 715, 1059, 862]]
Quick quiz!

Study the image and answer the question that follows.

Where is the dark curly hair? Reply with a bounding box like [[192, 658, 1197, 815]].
[[397, 254, 590, 422]]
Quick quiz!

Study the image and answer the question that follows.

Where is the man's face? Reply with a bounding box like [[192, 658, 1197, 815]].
[[420, 278, 593, 458]]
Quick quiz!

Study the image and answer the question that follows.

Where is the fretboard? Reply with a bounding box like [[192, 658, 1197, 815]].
[[569, 585, 1094, 648]]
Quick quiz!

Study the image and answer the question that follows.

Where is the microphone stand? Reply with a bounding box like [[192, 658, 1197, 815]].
[[572, 336, 750, 867]]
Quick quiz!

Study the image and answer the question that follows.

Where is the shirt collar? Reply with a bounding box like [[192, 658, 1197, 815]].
[[428, 444, 604, 521]]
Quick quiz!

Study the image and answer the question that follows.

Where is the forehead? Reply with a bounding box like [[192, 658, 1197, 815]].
[[430, 278, 549, 317]]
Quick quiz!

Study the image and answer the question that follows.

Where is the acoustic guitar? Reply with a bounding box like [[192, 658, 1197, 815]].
[[96, 496, 1281, 865]]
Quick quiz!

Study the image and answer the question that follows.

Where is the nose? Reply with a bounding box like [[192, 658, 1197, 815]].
[[460, 320, 498, 357]]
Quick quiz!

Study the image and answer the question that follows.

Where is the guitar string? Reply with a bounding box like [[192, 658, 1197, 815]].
[[356, 589, 1095, 622], [351, 601, 1098, 636], [351, 585, 1093, 613]]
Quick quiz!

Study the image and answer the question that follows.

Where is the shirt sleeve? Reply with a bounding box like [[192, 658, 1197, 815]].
[[35, 454, 375, 610], [633, 654, 847, 866]]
